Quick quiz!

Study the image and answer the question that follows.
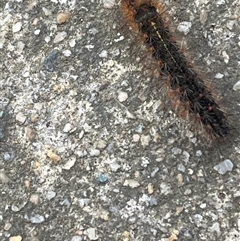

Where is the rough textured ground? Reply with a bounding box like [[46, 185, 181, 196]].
[[1, 0, 240, 240]]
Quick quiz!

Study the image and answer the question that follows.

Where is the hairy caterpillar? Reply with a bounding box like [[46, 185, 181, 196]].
[[120, 0, 231, 141]]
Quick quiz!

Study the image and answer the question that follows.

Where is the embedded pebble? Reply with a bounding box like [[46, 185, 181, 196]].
[[215, 73, 224, 79], [181, 151, 190, 163], [42, 7, 52, 16], [63, 49, 71, 57], [57, 12, 71, 24], [9, 236, 22, 241], [44, 51, 58, 72], [63, 123, 73, 133], [17, 41, 25, 52], [25, 127, 36, 140], [30, 194, 40, 205], [24, 180, 31, 191], [69, 39, 76, 47], [109, 162, 121, 172], [176, 207, 184, 215], [46, 190, 56, 200], [222, 51, 229, 64], [102, 0, 116, 8], [177, 21, 192, 35], [12, 205, 20, 212], [148, 183, 154, 194], [213, 159, 233, 174], [34, 29, 41, 35], [62, 157, 76, 170], [132, 133, 140, 142], [177, 163, 186, 172], [194, 214, 203, 223], [47, 148, 61, 163], [172, 147, 182, 155], [71, 236, 82, 241], [209, 222, 221, 236], [151, 167, 159, 177], [16, 112, 27, 124], [45, 36, 51, 43], [0, 170, 10, 183], [30, 214, 45, 224], [99, 50, 108, 58], [89, 149, 100, 156], [200, 203, 207, 209], [140, 135, 151, 147], [196, 150, 202, 157], [123, 179, 140, 188], [97, 174, 108, 184], [97, 140, 107, 149], [184, 189, 192, 195], [12, 22, 22, 33], [4, 222, 12, 231], [61, 198, 71, 208], [86, 228, 98, 240], [0, 127, 5, 139], [3, 152, 13, 161], [118, 91, 128, 102], [163, 230, 179, 241], [54, 31, 67, 43], [176, 173, 183, 186], [233, 80, 240, 91], [149, 196, 158, 206]]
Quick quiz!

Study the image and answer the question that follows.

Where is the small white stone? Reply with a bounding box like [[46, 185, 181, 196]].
[[141, 135, 151, 147], [99, 50, 108, 58], [177, 21, 192, 35], [71, 236, 82, 241], [17, 41, 25, 52], [34, 29, 41, 35], [42, 7, 52, 16], [172, 147, 182, 155], [233, 80, 240, 91], [46, 190, 56, 200], [109, 162, 121, 172], [45, 36, 51, 43], [200, 203, 207, 209], [209, 222, 221, 236], [62, 157, 76, 170], [54, 31, 67, 43], [9, 236, 22, 241], [213, 159, 234, 175], [102, 0, 115, 8], [63, 123, 73, 133], [30, 194, 40, 205], [215, 73, 224, 79], [62, 49, 71, 57], [12, 22, 22, 33], [196, 150, 202, 156], [118, 91, 128, 102], [16, 112, 27, 124], [133, 133, 140, 142], [222, 50, 229, 64], [69, 39, 76, 47], [181, 151, 190, 163], [0, 171, 10, 183], [86, 228, 98, 240], [123, 179, 140, 188], [89, 149, 100, 157]]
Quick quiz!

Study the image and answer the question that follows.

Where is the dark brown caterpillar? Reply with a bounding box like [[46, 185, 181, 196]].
[[121, 0, 231, 140]]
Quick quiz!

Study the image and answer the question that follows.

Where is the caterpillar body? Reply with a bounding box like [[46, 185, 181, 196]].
[[120, 0, 231, 141]]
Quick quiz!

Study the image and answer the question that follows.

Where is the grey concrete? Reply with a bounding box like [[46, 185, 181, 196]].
[[1, 0, 240, 240]]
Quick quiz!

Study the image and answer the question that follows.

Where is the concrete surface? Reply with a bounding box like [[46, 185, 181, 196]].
[[1, 0, 240, 240]]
